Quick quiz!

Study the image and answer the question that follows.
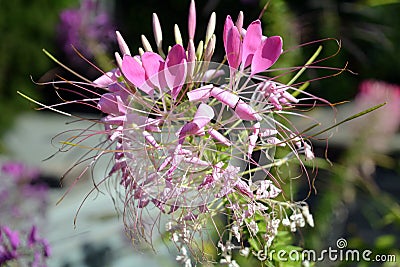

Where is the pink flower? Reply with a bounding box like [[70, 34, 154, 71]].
[[353, 79, 400, 152], [97, 84, 129, 116], [121, 54, 161, 95], [165, 44, 187, 99], [223, 16, 283, 76], [257, 81, 299, 110], [121, 44, 187, 99], [178, 103, 214, 143], [255, 180, 281, 199], [93, 69, 120, 87], [2, 227, 20, 250], [188, 85, 262, 121]]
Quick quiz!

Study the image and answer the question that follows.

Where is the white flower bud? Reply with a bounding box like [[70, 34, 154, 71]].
[[152, 13, 164, 56], [205, 12, 216, 45], [141, 35, 153, 52], [196, 40, 204, 60], [116, 31, 131, 56], [174, 24, 183, 45]]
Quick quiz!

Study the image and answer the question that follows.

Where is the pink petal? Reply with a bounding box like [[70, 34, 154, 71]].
[[141, 52, 165, 78], [145, 118, 162, 132], [178, 103, 214, 144], [102, 115, 126, 126], [165, 44, 187, 99], [235, 11, 244, 33], [281, 91, 299, 103], [268, 183, 282, 198], [187, 84, 213, 101], [143, 131, 160, 149], [223, 15, 234, 50], [183, 156, 209, 166], [225, 26, 242, 69], [121, 55, 154, 95], [256, 180, 281, 199], [166, 44, 186, 66], [210, 87, 239, 108], [251, 36, 283, 76], [141, 52, 166, 89], [93, 70, 117, 86], [116, 95, 127, 115], [235, 99, 262, 121], [98, 93, 117, 114], [192, 103, 214, 129], [166, 145, 189, 176], [208, 128, 232, 146], [248, 122, 260, 156], [235, 180, 254, 199], [242, 20, 262, 68], [178, 123, 200, 140], [269, 94, 282, 110], [201, 69, 225, 82], [170, 60, 187, 99], [28, 225, 38, 246]]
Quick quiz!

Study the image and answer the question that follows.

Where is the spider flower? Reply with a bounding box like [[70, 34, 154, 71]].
[[29, 1, 351, 265], [223, 16, 283, 76]]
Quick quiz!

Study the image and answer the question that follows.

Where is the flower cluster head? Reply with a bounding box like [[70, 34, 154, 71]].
[[35, 0, 337, 265], [0, 225, 50, 266]]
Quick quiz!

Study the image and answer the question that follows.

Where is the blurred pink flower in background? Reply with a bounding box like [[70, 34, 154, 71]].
[[354, 79, 400, 152]]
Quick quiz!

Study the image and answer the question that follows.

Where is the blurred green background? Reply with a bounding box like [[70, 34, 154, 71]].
[[2, 0, 400, 133], [0, 0, 399, 266]]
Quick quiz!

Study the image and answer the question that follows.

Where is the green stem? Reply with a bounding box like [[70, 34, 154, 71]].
[[42, 49, 92, 83]]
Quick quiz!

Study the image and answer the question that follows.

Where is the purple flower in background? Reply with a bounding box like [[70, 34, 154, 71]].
[[2, 227, 20, 251], [1, 161, 24, 179], [1, 161, 46, 213], [58, 0, 115, 59], [0, 161, 50, 265], [1, 161, 39, 182], [0, 225, 50, 266]]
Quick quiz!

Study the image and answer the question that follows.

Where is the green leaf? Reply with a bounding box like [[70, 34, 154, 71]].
[[365, 0, 400, 6], [311, 102, 386, 137], [249, 238, 261, 251]]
